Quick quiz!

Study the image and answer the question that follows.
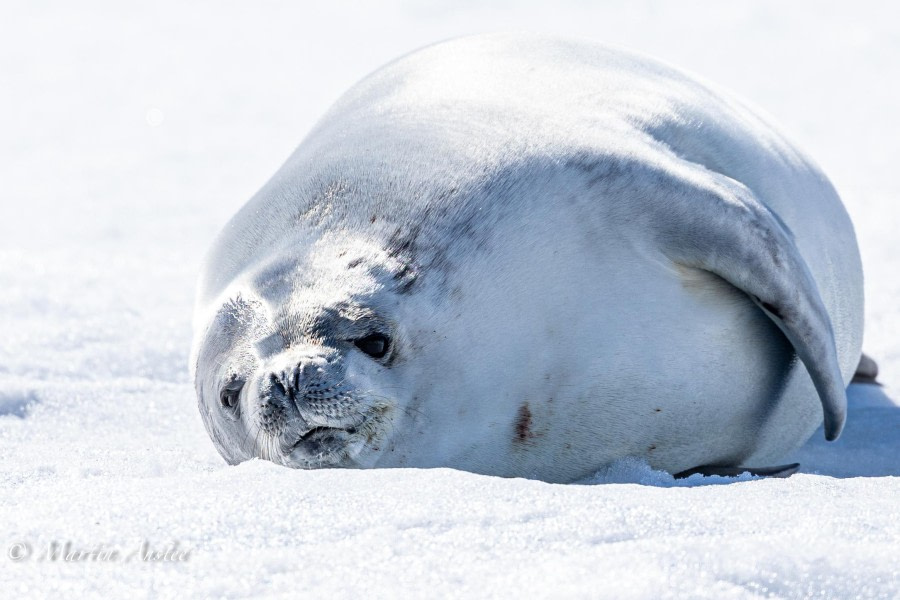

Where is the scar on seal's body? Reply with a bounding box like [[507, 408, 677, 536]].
[[515, 402, 534, 442]]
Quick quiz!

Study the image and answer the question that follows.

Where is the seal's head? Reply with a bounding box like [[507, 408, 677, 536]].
[[192, 234, 420, 469]]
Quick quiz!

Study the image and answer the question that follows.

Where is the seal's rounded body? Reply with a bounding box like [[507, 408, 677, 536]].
[[192, 34, 863, 483]]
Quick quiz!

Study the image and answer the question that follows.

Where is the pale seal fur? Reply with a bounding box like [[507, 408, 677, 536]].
[[191, 33, 864, 483]]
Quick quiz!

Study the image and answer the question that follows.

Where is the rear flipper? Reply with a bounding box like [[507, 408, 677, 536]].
[[674, 463, 800, 480], [851, 353, 879, 385]]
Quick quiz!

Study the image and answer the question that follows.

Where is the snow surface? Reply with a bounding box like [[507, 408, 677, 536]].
[[2, 1, 899, 597]]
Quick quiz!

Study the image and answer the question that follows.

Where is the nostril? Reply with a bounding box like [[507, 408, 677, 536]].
[[270, 373, 289, 397]]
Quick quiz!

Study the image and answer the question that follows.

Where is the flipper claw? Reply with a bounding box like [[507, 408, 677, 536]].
[[674, 463, 800, 479]]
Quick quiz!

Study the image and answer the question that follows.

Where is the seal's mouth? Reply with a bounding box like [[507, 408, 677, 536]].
[[280, 406, 390, 468], [289, 425, 356, 450]]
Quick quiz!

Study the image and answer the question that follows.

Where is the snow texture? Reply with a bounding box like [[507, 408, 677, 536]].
[[1, 1, 898, 598]]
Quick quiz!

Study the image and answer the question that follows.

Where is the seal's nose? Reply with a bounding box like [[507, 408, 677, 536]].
[[258, 347, 343, 440], [263, 347, 332, 401], [269, 360, 325, 400], [259, 362, 319, 436]]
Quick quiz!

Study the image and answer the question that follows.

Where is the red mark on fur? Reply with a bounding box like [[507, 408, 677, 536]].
[[515, 403, 534, 442]]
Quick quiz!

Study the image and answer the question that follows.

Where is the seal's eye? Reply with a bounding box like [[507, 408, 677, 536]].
[[220, 379, 244, 409], [354, 333, 391, 359]]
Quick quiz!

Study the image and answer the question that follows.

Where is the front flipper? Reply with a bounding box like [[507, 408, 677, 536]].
[[648, 162, 848, 440], [674, 463, 800, 479]]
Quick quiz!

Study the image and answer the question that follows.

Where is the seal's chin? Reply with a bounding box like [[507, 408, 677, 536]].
[[282, 426, 365, 468], [278, 407, 390, 469]]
